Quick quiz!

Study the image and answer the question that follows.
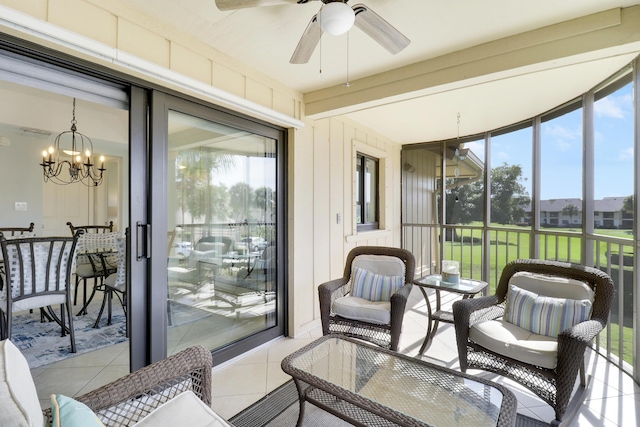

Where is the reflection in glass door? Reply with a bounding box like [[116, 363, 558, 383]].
[[166, 110, 278, 354]]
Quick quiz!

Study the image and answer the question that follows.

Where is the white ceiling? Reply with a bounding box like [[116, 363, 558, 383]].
[[101, 0, 640, 144], [5, 0, 640, 146]]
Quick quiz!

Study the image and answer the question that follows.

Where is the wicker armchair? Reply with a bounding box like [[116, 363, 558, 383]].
[[42, 345, 213, 426], [453, 259, 614, 425], [318, 246, 415, 351]]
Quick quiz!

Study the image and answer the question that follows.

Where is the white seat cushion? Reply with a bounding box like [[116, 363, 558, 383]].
[[332, 296, 391, 325], [469, 319, 558, 369], [133, 391, 231, 427], [0, 339, 44, 427]]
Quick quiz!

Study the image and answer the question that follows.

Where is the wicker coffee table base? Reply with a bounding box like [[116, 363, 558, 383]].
[[282, 336, 517, 427]]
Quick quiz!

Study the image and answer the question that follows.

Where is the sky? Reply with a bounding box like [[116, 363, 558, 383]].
[[469, 82, 634, 201], [211, 155, 277, 191]]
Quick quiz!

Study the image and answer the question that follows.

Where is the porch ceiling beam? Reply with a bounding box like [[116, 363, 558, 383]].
[[304, 6, 640, 119]]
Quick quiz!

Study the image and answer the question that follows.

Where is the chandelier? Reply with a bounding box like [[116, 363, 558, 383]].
[[39, 98, 105, 186]]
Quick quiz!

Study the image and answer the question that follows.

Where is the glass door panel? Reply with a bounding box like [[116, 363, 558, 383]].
[[166, 110, 277, 354]]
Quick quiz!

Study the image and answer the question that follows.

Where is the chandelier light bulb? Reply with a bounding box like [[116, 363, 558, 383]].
[[319, 2, 355, 36]]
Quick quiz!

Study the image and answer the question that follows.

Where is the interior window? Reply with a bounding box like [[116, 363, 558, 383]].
[[356, 152, 379, 231]]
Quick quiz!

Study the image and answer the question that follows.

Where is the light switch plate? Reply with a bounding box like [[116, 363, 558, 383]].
[[15, 202, 27, 211]]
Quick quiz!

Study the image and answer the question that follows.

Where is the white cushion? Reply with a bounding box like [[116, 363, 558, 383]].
[[11, 294, 67, 312], [352, 255, 405, 278], [133, 391, 231, 427], [509, 272, 594, 302], [0, 339, 44, 427], [469, 319, 558, 369], [332, 296, 391, 325], [74, 263, 97, 278]]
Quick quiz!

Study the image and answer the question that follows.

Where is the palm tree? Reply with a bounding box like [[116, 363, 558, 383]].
[[176, 148, 234, 225], [562, 204, 580, 229]]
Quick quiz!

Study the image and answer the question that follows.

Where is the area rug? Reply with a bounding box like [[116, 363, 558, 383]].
[[11, 299, 211, 369], [230, 380, 550, 427], [11, 308, 127, 369]]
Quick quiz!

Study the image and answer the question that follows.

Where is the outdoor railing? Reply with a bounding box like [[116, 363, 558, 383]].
[[402, 223, 635, 377]]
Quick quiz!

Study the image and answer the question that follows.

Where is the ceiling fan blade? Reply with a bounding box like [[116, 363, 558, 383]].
[[215, 0, 301, 11], [290, 15, 322, 64], [352, 4, 410, 55]]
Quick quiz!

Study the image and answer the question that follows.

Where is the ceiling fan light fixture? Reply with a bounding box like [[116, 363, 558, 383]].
[[319, 2, 355, 36]]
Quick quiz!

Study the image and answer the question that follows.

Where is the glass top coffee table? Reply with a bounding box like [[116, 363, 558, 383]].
[[281, 335, 517, 427], [413, 274, 489, 354]]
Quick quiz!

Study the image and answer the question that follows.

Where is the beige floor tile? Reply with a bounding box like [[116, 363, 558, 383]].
[[75, 364, 131, 396], [211, 362, 267, 397], [266, 337, 316, 363], [266, 360, 291, 391], [33, 366, 102, 401], [211, 393, 266, 420]]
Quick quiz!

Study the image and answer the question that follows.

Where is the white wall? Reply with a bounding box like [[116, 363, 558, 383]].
[[0, 133, 44, 230]]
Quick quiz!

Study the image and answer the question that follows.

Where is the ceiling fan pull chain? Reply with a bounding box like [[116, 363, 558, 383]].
[[344, 31, 351, 87], [319, 23, 323, 77]]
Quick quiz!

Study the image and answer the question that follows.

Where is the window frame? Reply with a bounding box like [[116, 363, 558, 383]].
[[351, 140, 388, 237], [356, 152, 380, 231]]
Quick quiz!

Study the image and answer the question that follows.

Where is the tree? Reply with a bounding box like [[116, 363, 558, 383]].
[[622, 195, 634, 215], [176, 148, 234, 224], [229, 182, 254, 222], [562, 204, 579, 227], [443, 163, 530, 226], [490, 163, 530, 224]]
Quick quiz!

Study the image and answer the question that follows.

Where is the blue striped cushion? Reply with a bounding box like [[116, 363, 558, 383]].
[[504, 285, 592, 337], [350, 267, 404, 302]]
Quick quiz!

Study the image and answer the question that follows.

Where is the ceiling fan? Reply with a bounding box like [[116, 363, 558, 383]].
[[214, 0, 411, 64]]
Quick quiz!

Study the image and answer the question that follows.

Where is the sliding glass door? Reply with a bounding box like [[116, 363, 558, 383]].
[[149, 94, 286, 364]]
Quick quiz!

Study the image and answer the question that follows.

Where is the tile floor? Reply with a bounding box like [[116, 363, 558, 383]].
[[32, 286, 640, 426]]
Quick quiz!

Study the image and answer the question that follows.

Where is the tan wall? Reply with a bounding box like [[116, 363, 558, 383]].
[[289, 116, 402, 336], [0, 0, 404, 338]]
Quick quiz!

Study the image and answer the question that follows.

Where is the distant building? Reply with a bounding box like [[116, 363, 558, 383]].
[[522, 197, 632, 229]]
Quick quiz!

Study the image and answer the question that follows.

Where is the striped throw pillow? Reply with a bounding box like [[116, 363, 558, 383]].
[[504, 284, 592, 337], [350, 267, 404, 302]]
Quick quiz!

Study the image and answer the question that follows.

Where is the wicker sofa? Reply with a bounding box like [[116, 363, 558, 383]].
[[0, 339, 232, 427]]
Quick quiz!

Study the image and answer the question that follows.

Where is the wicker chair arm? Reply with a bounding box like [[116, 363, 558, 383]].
[[390, 282, 413, 307], [388, 283, 413, 350], [43, 346, 212, 426], [454, 295, 501, 321], [559, 319, 606, 346], [453, 295, 501, 372], [319, 277, 350, 296], [318, 277, 350, 335]]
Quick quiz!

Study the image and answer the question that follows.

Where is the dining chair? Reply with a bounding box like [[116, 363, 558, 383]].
[[95, 234, 127, 334], [0, 223, 35, 237], [73, 232, 119, 315], [0, 232, 80, 352], [67, 221, 114, 236]]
